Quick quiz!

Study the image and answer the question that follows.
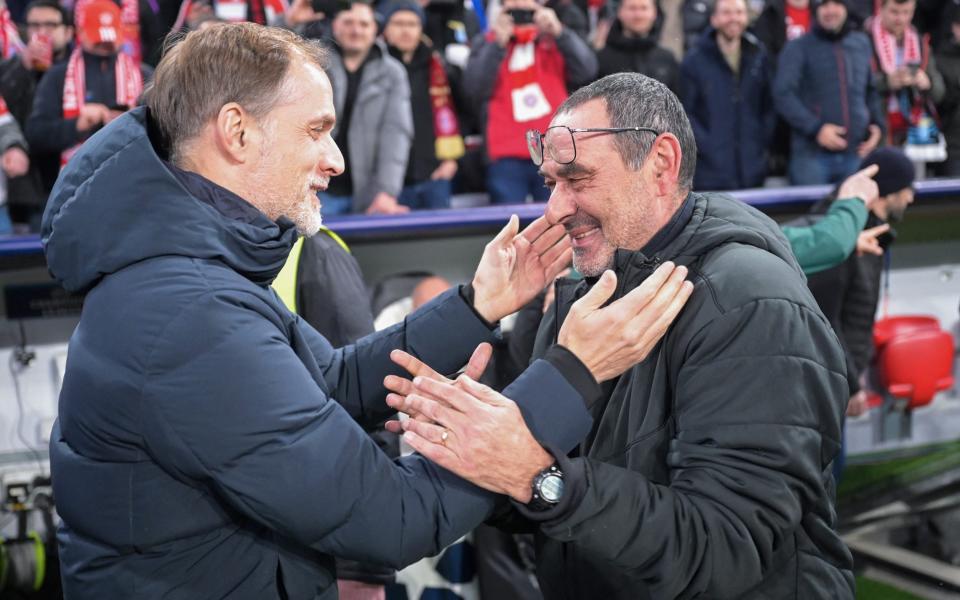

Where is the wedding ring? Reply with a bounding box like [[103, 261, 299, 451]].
[[440, 430, 449, 444]]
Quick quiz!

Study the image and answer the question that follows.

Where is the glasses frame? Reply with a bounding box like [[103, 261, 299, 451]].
[[526, 125, 661, 166]]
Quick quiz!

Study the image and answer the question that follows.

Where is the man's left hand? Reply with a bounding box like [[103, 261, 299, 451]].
[[365, 192, 411, 215], [914, 69, 932, 91], [1, 147, 29, 178], [857, 124, 882, 158], [471, 215, 572, 323], [399, 375, 554, 503], [534, 6, 563, 38]]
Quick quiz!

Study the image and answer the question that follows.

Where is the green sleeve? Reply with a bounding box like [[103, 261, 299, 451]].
[[781, 198, 868, 275]]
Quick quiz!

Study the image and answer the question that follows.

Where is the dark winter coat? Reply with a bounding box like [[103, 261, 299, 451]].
[[596, 19, 681, 91], [522, 192, 854, 599], [935, 36, 960, 172], [43, 108, 594, 599], [681, 29, 776, 189], [774, 24, 886, 155]]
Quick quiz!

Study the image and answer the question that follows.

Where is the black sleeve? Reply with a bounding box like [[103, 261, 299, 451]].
[[25, 65, 85, 153]]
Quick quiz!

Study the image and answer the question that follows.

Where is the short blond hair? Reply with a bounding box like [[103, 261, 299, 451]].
[[145, 23, 329, 163]]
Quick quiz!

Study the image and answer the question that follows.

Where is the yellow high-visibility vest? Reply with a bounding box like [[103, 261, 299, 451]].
[[272, 227, 350, 314]]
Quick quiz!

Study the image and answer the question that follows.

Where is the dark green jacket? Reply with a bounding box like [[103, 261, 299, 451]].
[[527, 192, 854, 599], [782, 197, 869, 275]]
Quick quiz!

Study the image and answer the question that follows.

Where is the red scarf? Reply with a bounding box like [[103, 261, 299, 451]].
[[870, 16, 922, 76], [61, 47, 143, 166], [486, 32, 568, 160], [173, 0, 288, 29], [0, 5, 24, 59], [428, 51, 463, 161]]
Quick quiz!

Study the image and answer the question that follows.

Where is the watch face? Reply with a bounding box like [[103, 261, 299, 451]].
[[539, 474, 565, 503]]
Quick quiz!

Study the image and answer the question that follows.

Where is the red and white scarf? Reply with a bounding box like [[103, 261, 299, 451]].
[[61, 46, 143, 166], [428, 51, 464, 160], [0, 5, 25, 59], [870, 16, 921, 76], [173, 0, 288, 29], [506, 25, 552, 123]]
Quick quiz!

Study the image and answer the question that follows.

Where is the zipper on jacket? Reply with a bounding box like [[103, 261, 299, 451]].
[[835, 42, 851, 135]]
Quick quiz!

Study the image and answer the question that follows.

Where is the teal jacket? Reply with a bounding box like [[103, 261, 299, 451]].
[[782, 197, 869, 275]]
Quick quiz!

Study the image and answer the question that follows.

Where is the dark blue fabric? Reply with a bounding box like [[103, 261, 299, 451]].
[[773, 27, 885, 176], [42, 108, 594, 600], [398, 179, 452, 210], [486, 158, 551, 204], [681, 29, 776, 190]]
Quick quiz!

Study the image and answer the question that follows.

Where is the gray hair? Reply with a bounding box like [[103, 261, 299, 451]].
[[555, 73, 696, 190], [145, 23, 329, 165]]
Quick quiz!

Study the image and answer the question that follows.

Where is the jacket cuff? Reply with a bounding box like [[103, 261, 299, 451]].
[[543, 345, 601, 409], [334, 557, 396, 585], [458, 283, 498, 330], [510, 447, 587, 523]]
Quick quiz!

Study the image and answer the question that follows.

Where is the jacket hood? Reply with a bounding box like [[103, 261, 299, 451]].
[[42, 107, 298, 292], [614, 192, 802, 279]]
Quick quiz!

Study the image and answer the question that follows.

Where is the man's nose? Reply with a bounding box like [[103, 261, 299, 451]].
[[544, 185, 576, 226], [320, 139, 345, 177]]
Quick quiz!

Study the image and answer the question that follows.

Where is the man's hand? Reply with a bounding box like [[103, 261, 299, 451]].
[[471, 214, 572, 323], [846, 390, 870, 417], [399, 375, 554, 502], [76, 103, 111, 132], [591, 17, 611, 50], [887, 68, 910, 91], [430, 159, 458, 181], [1, 147, 29, 178], [384, 343, 493, 431], [914, 69, 932, 91], [858, 124, 882, 158], [365, 192, 410, 215], [337, 580, 385, 600], [285, 0, 323, 26], [534, 6, 563, 38], [837, 163, 879, 209], [816, 124, 848, 151], [493, 11, 514, 47], [857, 223, 890, 256], [558, 262, 693, 382]]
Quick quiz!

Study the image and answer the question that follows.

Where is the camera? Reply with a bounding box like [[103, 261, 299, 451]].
[[509, 9, 535, 24]]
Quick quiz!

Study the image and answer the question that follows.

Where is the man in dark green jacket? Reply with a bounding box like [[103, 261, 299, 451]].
[[396, 73, 854, 599]]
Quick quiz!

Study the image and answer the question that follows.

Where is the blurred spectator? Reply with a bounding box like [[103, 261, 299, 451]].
[[0, 93, 28, 233], [774, 0, 884, 184], [806, 147, 914, 476], [869, 0, 944, 146], [25, 0, 149, 172], [0, 0, 72, 227], [324, 0, 412, 215], [464, 0, 596, 204], [681, 0, 774, 189], [935, 10, 960, 175], [593, 0, 680, 91], [383, 2, 464, 210], [172, 0, 288, 29], [754, 0, 813, 58], [0, 0, 24, 58]]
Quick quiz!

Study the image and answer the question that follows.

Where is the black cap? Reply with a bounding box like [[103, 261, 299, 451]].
[[860, 147, 915, 197]]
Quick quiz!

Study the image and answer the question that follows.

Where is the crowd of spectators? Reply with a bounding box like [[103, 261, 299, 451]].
[[0, 0, 958, 230]]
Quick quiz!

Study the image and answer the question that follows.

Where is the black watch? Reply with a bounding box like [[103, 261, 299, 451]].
[[527, 463, 565, 511]]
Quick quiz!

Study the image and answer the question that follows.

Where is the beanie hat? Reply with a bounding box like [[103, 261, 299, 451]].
[[859, 147, 915, 197], [382, 1, 425, 26]]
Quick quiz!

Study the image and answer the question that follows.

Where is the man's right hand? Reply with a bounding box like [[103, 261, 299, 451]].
[[76, 103, 111, 132], [493, 11, 514, 47], [816, 124, 848, 151], [285, 0, 323, 27], [837, 164, 879, 210], [558, 262, 693, 382]]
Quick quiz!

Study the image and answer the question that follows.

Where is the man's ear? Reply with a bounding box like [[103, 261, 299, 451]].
[[214, 102, 254, 164], [650, 133, 682, 193]]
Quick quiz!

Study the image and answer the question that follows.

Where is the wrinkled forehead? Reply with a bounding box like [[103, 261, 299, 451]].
[[545, 101, 612, 154]]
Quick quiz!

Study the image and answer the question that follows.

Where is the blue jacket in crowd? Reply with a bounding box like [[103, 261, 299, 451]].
[[681, 28, 776, 190], [41, 108, 594, 599], [774, 23, 885, 155]]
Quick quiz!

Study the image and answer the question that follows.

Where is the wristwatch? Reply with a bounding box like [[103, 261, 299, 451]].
[[527, 463, 565, 511]]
